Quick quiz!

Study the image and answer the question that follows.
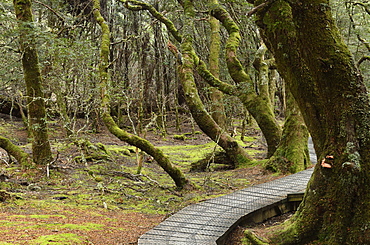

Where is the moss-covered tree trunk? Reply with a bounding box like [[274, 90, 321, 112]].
[[254, 44, 309, 173], [252, 44, 275, 108], [264, 89, 309, 173], [92, 0, 191, 189], [209, 6, 282, 157], [177, 0, 251, 167], [13, 0, 52, 165], [208, 0, 227, 130], [252, 0, 370, 243], [0, 136, 32, 167], [122, 0, 280, 159]]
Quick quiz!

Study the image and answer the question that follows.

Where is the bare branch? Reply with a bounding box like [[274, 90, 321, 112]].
[[246, 2, 268, 17], [34, 0, 65, 22], [354, 2, 370, 15], [357, 55, 370, 67]]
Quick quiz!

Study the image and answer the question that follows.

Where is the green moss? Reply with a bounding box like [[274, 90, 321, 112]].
[[0, 220, 32, 227], [10, 214, 66, 219], [159, 142, 218, 164], [105, 145, 131, 156], [58, 222, 104, 230], [30, 233, 86, 244], [173, 134, 188, 140]]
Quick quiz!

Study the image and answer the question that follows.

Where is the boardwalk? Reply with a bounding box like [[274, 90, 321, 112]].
[[139, 139, 316, 245]]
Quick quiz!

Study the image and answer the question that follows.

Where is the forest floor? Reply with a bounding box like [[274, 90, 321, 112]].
[[0, 114, 287, 244]]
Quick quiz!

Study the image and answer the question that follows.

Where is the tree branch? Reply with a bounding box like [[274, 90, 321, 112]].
[[120, 0, 238, 97], [354, 2, 370, 15], [120, 0, 183, 43], [34, 0, 65, 22], [246, 2, 268, 17], [357, 55, 370, 67], [94, 0, 191, 189]]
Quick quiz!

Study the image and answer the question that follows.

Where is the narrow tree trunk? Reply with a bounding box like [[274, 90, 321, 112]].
[[208, 0, 227, 130], [55, 91, 73, 136], [13, 0, 52, 165], [253, 0, 370, 243], [92, 0, 191, 189]]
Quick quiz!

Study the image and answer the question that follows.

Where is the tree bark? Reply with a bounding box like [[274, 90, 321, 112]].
[[264, 89, 309, 173], [253, 0, 370, 243], [13, 0, 53, 165], [253, 44, 309, 173], [92, 0, 191, 189], [208, 0, 227, 130]]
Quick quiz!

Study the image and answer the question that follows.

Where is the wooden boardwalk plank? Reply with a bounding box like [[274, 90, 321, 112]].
[[138, 168, 314, 245]]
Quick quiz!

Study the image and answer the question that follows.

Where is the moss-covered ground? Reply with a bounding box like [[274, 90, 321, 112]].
[[0, 116, 282, 244]]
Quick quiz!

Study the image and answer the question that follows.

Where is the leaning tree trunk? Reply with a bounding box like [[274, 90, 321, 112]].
[[177, 0, 251, 167], [209, 5, 282, 157], [253, 0, 370, 243], [13, 0, 52, 165], [92, 0, 191, 189], [0, 136, 33, 167]]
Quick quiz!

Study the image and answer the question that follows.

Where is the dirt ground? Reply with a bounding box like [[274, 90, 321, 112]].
[[0, 115, 281, 244]]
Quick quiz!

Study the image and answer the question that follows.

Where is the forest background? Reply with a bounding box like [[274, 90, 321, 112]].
[[0, 0, 369, 244]]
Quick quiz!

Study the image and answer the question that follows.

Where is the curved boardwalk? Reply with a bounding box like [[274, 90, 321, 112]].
[[139, 139, 316, 245]]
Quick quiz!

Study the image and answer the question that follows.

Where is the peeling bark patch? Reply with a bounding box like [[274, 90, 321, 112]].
[[321, 155, 333, 168]]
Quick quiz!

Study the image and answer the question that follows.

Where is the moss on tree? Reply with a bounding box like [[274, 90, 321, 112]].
[[208, 0, 227, 130], [13, 0, 52, 165], [177, 0, 251, 168], [264, 90, 309, 173], [255, 0, 370, 243], [0, 136, 32, 167], [210, 5, 282, 157]]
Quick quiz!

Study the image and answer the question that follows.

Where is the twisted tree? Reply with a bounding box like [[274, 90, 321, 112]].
[[250, 0, 370, 243]]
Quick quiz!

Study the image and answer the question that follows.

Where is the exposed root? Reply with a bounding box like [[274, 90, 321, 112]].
[[244, 229, 269, 245]]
